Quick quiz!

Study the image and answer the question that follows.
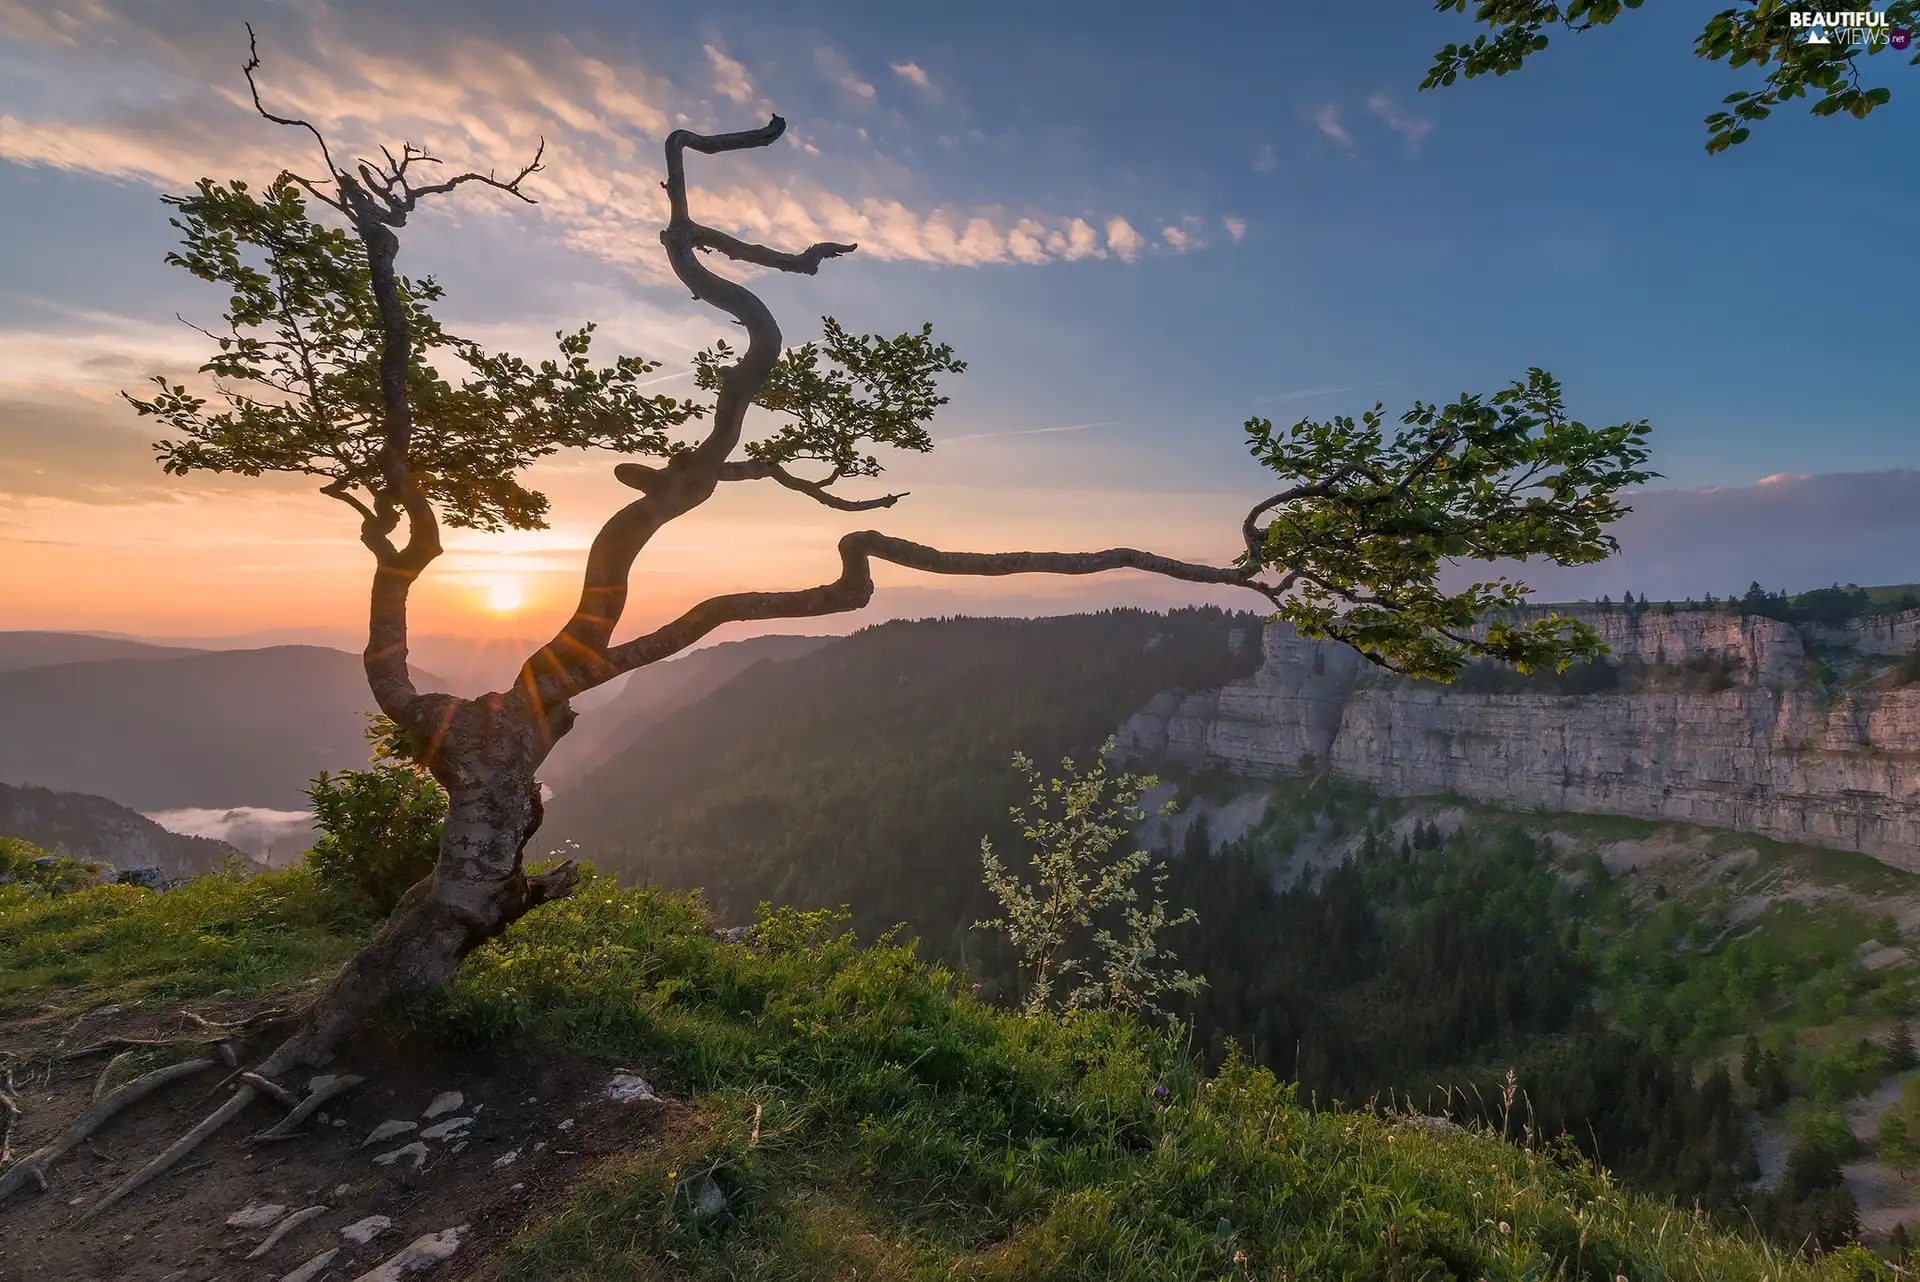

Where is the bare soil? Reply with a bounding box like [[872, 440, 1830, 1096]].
[[0, 1001, 681, 1282]]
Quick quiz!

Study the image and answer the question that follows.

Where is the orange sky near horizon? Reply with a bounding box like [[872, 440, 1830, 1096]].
[[0, 405, 1261, 640]]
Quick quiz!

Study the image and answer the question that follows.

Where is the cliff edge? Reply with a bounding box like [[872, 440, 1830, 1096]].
[[1116, 608, 1920, 868]]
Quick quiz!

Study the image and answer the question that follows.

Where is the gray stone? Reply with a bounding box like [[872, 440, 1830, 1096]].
[[422, 1091, 463, 1119], [1113, 612, 1920, 869], [364, 1120, 417, 1147], [605, 1074, 659, 1104], [419, 1116, 471, 1141], [371, 1141, 430, 1170], [226, 1203, 288, 1229]]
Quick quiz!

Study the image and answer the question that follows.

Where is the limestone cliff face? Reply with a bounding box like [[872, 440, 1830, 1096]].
[[1115, 609, 1920, 870]]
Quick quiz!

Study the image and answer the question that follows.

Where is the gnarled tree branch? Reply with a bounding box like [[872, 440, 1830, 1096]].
[[523, 116, 862, 706], [616, 458, 904, 511], [242, 35, 543, 734], [600, 530, 1282, 677]]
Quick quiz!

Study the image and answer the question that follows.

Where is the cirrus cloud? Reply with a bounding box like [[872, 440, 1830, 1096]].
[[0, 1, 1207, 281]]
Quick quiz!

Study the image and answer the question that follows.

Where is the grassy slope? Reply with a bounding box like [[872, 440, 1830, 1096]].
[[0, 870, 1889, 1280]]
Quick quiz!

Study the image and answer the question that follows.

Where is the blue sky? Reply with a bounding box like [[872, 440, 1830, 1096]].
[[0, 0, 1915, 638]]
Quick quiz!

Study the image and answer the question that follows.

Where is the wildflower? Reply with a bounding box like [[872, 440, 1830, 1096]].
[[1153, 1083, 1173, 1104], [1498, 1221, 1510, 1235], [1233, 1248, 1249, 1267]]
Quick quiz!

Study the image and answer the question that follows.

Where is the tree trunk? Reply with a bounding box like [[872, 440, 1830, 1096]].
[[260, 694, 577, 1078]]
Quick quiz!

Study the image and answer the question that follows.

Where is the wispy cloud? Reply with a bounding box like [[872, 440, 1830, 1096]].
[[0, 4, 1199, 281], [1313, 105, 1353, 151], [891, 61, 933, 91], [1160, 216, 1206, 253], [1252, 142, 1276, 174], [1254, 386, 1355, 405], [1106, 216, 1144, 261], [1366, 93, 1433, 155], [1223, 216, 1247, 243], [943, 420, 1120, 444], [704, 44, 755, 105]]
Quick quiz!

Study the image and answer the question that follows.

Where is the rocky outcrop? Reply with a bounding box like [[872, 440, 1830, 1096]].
[[0, 781, 252, 879], [1116, 610, 1920, 870]]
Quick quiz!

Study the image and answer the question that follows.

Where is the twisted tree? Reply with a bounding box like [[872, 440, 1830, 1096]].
[[58, 36, 1652, 1215]]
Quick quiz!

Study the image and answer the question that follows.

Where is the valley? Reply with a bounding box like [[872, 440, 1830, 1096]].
[[6, 599, 1920, 1268]]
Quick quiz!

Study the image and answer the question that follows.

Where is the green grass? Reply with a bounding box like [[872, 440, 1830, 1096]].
[[435, 877, 1888, 1280], [1, 864, 1907, 1278], [0, 865, 370, 1013]]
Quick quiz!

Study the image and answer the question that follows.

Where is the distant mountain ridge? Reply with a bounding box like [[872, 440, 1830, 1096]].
[[0, 632, 206, 674], [0, 644, 452, 810], [0, 781, 251, 879]]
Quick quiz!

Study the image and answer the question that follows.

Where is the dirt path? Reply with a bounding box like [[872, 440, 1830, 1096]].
[[0, 1006, 681, 1282]]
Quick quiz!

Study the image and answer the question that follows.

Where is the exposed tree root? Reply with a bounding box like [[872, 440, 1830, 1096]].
[[257, 1074, 366, 1141], [281, 1247, 339, 1282], [0, 1078, 18, 1167], [92, 1050, 133, 1103], [51, 1008, 291, 1064], [241, 1071, 300, 1108], [247, 1203, 329, 1259], [79, 1081, 258, 1221], [0, 1057, 214, 1207]]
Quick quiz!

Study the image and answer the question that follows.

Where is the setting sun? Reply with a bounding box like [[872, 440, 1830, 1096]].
[[482, 577, 525, 614]]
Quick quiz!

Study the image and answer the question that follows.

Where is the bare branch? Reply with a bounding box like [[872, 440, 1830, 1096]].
[[1240, 480, 1336, 565], [690, 224, 856, 276], [598, 530, 1278, 679], [241, 26, 345, 214], [715, 459, 906, 511], [401, 138, 545, 205], [525, 115, 860, 699]]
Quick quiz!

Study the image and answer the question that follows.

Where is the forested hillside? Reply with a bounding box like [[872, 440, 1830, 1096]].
[[547, 608, 1263, 947]]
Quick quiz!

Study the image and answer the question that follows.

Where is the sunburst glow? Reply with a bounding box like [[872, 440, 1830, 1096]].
[[482, 576, 525, 614]]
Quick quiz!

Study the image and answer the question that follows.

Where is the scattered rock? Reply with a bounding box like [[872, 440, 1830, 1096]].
[[363, 1120, 418, 1147], [1399, 1115, 1463, 1134], [160, 1272, 190, 1282], [246, 1205, 329, 1260], [492, 1148, 521, 1169], [349, 1224, 468, 1281], [280, 1247, 339, 1282], [422, 1091, 463, 1119], [557, 1118, 575, 1132], [341, 1214, 393, 1245], [606, 1074, 659, 1104], [371, 1141, 431, 1170], [712, 925, 752, 944], [227, 1203, 289, 1229], [308, 1074, 342, 1095], [332, 1116, 349, 1128], [509, 1182, 525, 1192], [451, 1141, 468, 1155], [331, 1183, 353, 1198], [419, 1116, 472, 1141], [689, 1174, 726, 1222]]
